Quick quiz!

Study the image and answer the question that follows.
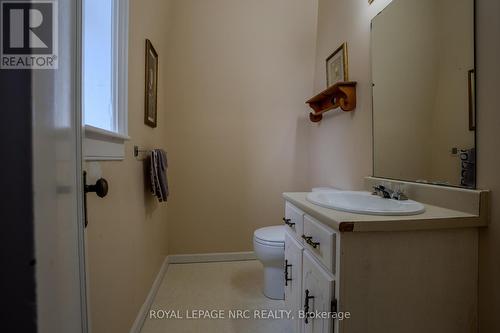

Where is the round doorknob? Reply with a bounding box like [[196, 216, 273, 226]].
[[85, 178, 108, 198], [94, 178, 108, 197]]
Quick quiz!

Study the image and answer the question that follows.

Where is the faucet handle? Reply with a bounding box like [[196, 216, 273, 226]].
[[392, 183, 408, 200], [391, 191, 408, 201]]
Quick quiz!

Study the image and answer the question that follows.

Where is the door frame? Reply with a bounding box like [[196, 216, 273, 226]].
[[32, 0, 89, 331], [76, 1, 90, 331]]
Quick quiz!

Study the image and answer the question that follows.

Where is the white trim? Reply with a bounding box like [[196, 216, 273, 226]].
[[168, 251, 256, 264], [129, 257, 170, 333], [33, 1, 87, 331], [84, 125, 130, 140], [84, 125, 129, 161], [75, 1, 90, 332], [129, 252, 257, 333], [115, 0, 129, 136]]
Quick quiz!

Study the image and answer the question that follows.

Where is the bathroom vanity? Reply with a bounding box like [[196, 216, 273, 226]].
[[286, 0, 486, 331], [282, 178, 488, 333]]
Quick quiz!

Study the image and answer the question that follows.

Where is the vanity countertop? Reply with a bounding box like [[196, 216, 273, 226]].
[[283, 192, 488, 232]]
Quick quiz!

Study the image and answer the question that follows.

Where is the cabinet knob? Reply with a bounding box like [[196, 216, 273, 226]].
[[302, 234, 320, 248], [304, 289, 315, 324], [283, 217, 295, 228], [284, 259, 292, 286]]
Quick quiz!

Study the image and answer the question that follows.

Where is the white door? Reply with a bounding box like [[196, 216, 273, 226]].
[[32, 0, 88, 332], [302, 251, 334, 333], [285, 231, 304, 333]]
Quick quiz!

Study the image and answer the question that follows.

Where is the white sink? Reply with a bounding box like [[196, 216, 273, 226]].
[[306, 191, 425, 216]]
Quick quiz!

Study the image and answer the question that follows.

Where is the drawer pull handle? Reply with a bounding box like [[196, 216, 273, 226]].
[[284, 259, 292, 286], [302, 234, 320, 248], [283, 217, 295, 228], [304, 289, 315, 324]]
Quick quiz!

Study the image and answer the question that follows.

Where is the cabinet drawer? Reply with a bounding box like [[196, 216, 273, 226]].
[[284, 201, 304, 238], [302, 215, 336, 273]]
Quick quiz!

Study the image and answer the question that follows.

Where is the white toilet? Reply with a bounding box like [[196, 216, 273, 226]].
[[253, 225, 285, 300]]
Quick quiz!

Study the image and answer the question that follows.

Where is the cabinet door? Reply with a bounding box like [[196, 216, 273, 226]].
[[284, 231, 304, 333], [302, 251, 334, 333]]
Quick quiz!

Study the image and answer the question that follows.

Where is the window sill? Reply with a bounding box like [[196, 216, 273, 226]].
[[84, 125, 130, 161]]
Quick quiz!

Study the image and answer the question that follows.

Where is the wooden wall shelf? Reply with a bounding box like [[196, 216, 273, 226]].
[[306, 81, 357, 122]]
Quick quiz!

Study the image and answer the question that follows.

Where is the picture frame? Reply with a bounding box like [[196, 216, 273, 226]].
[[468, 69, 476, 131], [326, 42, 348, 87], [144, 39, 158, 128]]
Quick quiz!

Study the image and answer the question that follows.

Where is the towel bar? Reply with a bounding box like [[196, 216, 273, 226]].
[[134, 145, 151, 157]]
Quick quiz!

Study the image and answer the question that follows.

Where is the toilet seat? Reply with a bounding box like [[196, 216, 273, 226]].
[[254, 226, 285, 247], [254, 237, 284, 248]]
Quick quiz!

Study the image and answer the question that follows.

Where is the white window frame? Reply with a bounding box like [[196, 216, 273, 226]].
[[83, 0, 129, 161]]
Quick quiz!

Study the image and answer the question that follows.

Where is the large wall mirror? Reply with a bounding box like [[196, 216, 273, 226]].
[[371, 0, 476, 188]]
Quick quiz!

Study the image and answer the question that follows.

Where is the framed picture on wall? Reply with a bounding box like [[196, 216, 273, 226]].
[[326, 42, 348, 87], [144, 39, 158, 128], [468, 69, 476, 131]]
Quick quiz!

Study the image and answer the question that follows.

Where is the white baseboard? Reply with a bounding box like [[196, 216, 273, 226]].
[[129, 257, 170, 333], [168, 251, 256, 264], [129, 251, 255, 333]]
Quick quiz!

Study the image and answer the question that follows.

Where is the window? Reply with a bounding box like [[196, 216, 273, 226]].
[[82, 0, 129, 160]]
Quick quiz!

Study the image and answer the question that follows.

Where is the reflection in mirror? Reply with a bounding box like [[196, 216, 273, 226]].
[[371, 0, 475, 188]]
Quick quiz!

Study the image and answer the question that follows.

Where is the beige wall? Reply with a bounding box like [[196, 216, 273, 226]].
[[163, 0, 318, 254], [477, 0, 500, 331], [85, 0, 172, 332], [309, 0, 392, 190]]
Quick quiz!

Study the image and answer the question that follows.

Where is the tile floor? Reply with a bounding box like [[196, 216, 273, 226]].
[[140, 260, 291, 333]]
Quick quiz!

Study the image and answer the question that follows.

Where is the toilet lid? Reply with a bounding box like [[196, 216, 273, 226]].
[[254, 226, 285, 244]]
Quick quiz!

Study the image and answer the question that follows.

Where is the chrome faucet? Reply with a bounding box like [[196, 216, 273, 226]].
[[372, 184, 408, 201], [372, 185, 392, 198]]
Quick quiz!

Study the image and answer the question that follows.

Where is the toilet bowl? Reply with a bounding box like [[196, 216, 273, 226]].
[[253, 225, 285, 300]]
